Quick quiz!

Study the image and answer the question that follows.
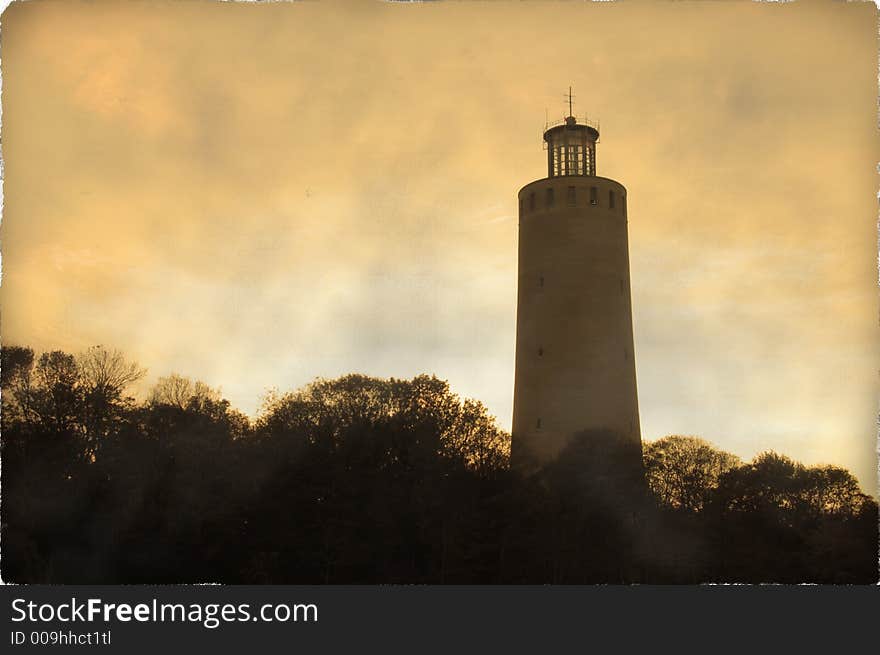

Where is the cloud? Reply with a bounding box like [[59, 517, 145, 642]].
[[1, 0, 876, 491]]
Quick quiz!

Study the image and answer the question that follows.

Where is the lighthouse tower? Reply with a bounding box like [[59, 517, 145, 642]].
[[511, 97, 642, 473]]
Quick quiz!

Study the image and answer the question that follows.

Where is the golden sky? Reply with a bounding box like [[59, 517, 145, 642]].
[[2, 0, 878, 492]]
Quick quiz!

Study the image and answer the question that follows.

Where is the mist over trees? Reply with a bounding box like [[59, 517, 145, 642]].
[[1, 345, 876, 584]]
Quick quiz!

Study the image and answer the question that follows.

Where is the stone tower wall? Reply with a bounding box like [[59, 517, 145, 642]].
[[511, 175, 642, 471]]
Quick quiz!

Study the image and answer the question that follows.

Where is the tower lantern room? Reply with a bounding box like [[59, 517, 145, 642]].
[[544, 116, 599, 178]]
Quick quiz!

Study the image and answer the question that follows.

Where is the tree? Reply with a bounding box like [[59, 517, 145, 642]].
[[1, 345, 34, 389], [77, 346, 145, 457], [256, 373, 510, 476], [707, 451, 877, 582], [715, 452, 872, 521], [446, 399, 510, 478], [1, 346, 35, 426], [803, 465, 871, 517], [249, 374, 511, 583], [32, 351, 83, 438], [78, 346, 145, 402], [149, 373, 222, 410], [643, 435, 740, 512], [3, 343, 875, 584]]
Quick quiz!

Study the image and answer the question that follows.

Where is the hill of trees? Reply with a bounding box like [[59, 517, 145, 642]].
[[1, 345, 876, 583]]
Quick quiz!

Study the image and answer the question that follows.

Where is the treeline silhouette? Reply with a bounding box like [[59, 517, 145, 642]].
[[2, 345, 876, 583]]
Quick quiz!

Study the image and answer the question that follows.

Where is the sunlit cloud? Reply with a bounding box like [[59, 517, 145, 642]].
[[1, 0, 876, 492]]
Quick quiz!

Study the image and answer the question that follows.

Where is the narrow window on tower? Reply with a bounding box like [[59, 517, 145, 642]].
[[546, 187, 554, 208], [609, 190, 615, 210], [529, 192, 535, 211], [567, 186, 576, 206], [536, 418, 542, 429], [538, 347, 543, 356], [539, 275, 544, 288], [590, 186, 598, 205]]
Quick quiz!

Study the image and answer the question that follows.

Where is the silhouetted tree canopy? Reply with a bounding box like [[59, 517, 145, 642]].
[[1, 345, 34, 390], [149, 373, 223, 410], [1, 345, 876, 584], [644, 436, 741, 512]]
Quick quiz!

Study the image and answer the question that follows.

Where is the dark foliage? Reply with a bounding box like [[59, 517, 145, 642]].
[[2, 346, 876, 583]]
